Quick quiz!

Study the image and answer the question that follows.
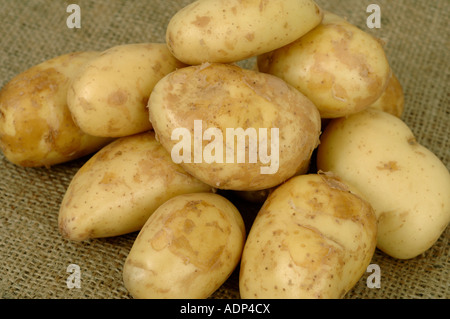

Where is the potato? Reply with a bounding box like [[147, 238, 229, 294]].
[[58, 131, 213, 241], [166, 0, 323, 65], [0, 51, 112, 167], [148, 63, 321, 191], [317, 109, 450, 259], [239, 173, 377, 299], [122, 193, 246, 299], [67, 43, 185, 138], [369, 72, 404, 117], [258, 11, 391, 118]]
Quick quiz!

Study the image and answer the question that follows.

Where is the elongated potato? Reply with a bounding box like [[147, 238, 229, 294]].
[[317, 109, 450, 259], [166, 0, 323, 65], [148, 63, 321, 191], [258, 11, 391, 118], [239, 174, 377, 299], [123, 193, 246, 299], [67, 43, 185, 137], [0, 51, 112, 167], [58, 131, 213, 241]]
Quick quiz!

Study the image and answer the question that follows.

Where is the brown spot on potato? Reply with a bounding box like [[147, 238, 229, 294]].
[[224, 40, 235, 51], [191, 15, 211, 28], [108, 89, 128, 106], [315, 4, 321, 16], [151, 229, 171, 251], [377, 161, 400, 172], [407, 136, 417, 146], [245, 32, 255, 42], [152, 62, 162, 74], [259, 0, 268, 12]]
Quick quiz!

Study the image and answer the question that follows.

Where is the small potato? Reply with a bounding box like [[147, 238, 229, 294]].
[[123, 193, 246, 299], [148, 63, 321, 191], [317, 109, 450, 259], [239, 174, 377, 299], [166, 0, 323, 65], [258, 12, 391, 118], [0, 51, 112, 167], [58, 131, 213, 241], [67, 43, 185, 138], [368, 72, 404, 117]]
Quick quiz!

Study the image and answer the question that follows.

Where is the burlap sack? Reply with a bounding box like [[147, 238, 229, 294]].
[[0, 0, 448, 299]]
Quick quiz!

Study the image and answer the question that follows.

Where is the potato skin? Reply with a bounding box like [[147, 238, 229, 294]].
[[239, 174, 377, 299], [317, 109, 450, 259], [67, 43, 185, 138], [148, 63, 321, 191], [0, 51, 112, 167], [122, 193, 246, 299], [258, 12, 391, 118], [369, 72, 404, 118], [58, 131, 213, 241], [166, 0, 323, 65]]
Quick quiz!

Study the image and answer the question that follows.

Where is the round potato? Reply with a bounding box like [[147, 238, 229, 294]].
[[122, 193, 246, 299], [166, 0, 324, 65], [258, 11, 391, 118], [239, 173, 377, 299], [58, 131, 213, 241], [0, 51, 112, 167], [148, 63, 321, 191], [67, 43, 185, 138], [317, 109, 450, 259], [369, 72, 404, 117]]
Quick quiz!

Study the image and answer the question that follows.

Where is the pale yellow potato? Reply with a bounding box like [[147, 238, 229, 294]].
[[239, 173, 377, 299], [369, 72, 404, 118], [166, 0, 323, 65], [148, 63, 321, 191], [58, 131, 213, 241], [67, 43, 185, 137], [0, 51, 112, 167], [317, 109, 450, 259], [258, 11, 391, 118], [123, 193, 246, 299]]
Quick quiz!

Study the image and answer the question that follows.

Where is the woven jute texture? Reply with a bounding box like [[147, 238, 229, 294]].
[[0, 0, 448, 299]]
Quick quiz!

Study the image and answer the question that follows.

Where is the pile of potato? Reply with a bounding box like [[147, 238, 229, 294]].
[[0, 0, 449, 299]]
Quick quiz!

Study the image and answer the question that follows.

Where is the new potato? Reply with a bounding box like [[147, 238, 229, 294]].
[[148, 63, 321, 191], [166, 0, 324, 65], [258, 11, 391, 118], [239, 174, 377, 299], [0, 51, 112, 167], [67, 43, 185, 138], [123, 193, 246, 299], [317, 109, 450, 259], [59, 131, 213, 241]]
